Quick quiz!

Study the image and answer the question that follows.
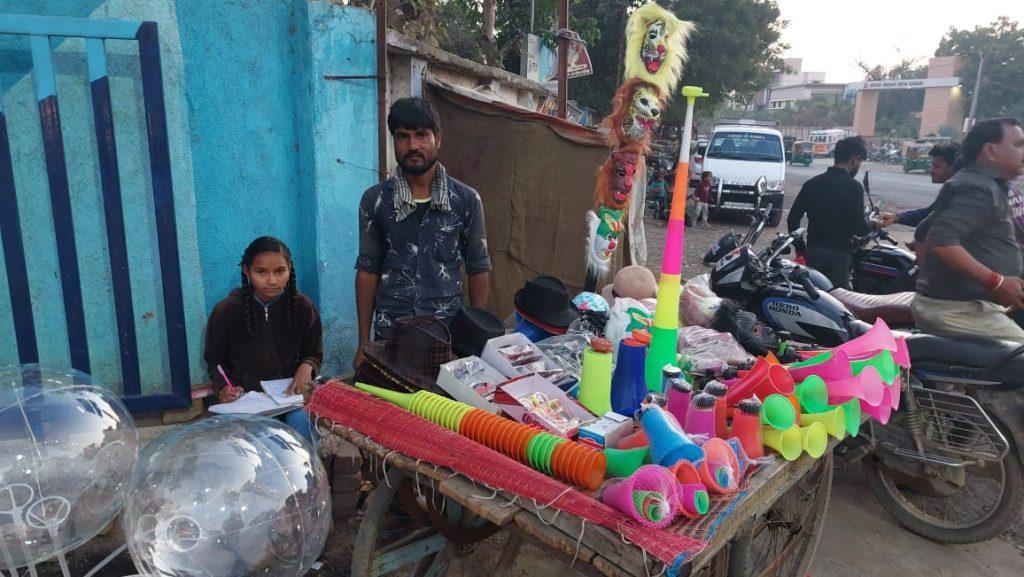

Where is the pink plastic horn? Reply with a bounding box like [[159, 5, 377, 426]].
[[826, 366, 886, 407], [787, 349, 853, 383], [836, 318, 898, 357], [893, 336, 911, 369], [861, 388, 893, 424], [886, 376, 902, 410]]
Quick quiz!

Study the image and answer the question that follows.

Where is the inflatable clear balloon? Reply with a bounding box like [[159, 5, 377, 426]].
[[124, 415, 331, 577], [0, 364, 139, 571]]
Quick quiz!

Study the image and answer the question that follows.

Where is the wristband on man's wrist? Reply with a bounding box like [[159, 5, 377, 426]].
[[985, 271, 1004, 292]]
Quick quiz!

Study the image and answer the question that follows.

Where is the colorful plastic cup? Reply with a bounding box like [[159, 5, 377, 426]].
[[794, 376, 830, 414], [800, 422, 828, 458], [761, 394, 796, 430], [763, 426, 802, 461]]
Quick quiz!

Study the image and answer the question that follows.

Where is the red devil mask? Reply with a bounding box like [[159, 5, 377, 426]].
[[611, 151, 639, 204]]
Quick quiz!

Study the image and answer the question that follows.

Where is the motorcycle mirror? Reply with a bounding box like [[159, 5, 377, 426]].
[[755, 176, 768, 196], [862, 171, 877, 208]]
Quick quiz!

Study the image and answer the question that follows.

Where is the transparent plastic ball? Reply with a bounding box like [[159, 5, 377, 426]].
[[0, 364, 139, 570], [124, 415, 331, 577]]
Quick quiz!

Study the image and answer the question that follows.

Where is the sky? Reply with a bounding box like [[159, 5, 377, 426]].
[[775, 0, 1024, 83]]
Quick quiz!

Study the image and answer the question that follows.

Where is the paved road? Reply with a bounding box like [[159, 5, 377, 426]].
[[641, 165, 1024, 577], [785, 160, 940, 213]]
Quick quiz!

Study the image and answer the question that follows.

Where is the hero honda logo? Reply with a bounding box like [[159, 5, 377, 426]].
[[767, 301, 800, 315]]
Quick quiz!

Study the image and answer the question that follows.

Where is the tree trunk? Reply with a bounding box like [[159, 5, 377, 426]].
[[482, 0, 497, 65]]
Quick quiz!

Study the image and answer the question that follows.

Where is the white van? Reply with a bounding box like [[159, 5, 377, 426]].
[[701, 120, 787, 226]]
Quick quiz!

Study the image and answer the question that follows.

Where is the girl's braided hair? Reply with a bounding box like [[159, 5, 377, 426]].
[[240, 236, 299, 336]]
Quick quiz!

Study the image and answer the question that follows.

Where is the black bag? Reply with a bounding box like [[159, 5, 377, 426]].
[[711, 299, 782, 358]]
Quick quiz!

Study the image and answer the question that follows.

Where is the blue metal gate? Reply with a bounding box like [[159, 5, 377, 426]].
[[0, 14, 190, 411]]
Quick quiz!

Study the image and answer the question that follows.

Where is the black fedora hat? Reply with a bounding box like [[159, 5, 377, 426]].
[[513, 275, 579, 329], [449, 306, 505, 358], [360, 316, 455, 394]]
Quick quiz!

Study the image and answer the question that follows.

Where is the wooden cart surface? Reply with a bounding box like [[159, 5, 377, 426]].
[[320, 421, 834, 577]]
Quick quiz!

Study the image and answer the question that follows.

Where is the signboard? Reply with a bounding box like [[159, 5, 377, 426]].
[[849, 77, 960, 91], [543, 30, 593, 81]]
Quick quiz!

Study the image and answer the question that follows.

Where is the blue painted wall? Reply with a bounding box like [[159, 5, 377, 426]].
[[0, 0, 376, 394]]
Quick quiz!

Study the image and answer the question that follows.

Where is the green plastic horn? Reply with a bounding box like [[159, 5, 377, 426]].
[[787, 350, 832, 370], [604, 447, 651, 478], [356, 382, 419, 410], [843, 398, 862, 437], [761, 394, 797, 430], [850, 350, 900, 384], [794, 376, 830, 413]]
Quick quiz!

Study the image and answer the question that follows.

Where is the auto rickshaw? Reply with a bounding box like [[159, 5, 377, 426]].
[[788, 141, 814, 166], [903, 143, 932, 173]]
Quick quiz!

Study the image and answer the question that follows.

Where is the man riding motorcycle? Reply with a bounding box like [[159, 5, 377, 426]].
[[911, 118, 1024, 344]]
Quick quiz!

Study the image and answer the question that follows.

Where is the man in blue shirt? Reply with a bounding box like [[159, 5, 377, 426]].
[[879, 144, 960, 227], [354, 98, 492, 368]]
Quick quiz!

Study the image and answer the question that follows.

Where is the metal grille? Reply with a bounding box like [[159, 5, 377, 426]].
[[912, 386, 1009, 462]]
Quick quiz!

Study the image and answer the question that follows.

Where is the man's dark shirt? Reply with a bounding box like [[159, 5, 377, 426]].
[[356, 164, 491, 339], [787, 166, 871, 251], [916, 165, 1023, 302]]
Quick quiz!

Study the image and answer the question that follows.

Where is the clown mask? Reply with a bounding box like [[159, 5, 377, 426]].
[[610, 151, 639, 205], [623, 85, 661, 142], [641, 20, 667, 74], [592, 206, 625, 261]]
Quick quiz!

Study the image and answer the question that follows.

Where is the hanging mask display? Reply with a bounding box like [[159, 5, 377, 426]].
[[582, 3, 693, 293], [624, 2, 694, 95]]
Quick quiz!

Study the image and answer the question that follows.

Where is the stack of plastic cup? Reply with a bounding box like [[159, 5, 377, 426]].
[[551, 439, 607, 490]]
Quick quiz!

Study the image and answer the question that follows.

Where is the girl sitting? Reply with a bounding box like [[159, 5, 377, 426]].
[[204, 236, 323, 442]]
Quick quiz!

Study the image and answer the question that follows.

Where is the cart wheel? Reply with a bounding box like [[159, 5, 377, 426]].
[[728, 454, 834, 577], [352, 468, 502, 577]]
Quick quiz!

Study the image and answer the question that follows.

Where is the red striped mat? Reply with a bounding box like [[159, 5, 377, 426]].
[[308, 382, 708, 568]]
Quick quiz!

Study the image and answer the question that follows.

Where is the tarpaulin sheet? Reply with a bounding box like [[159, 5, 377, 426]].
[[425, 83, 624, 318]]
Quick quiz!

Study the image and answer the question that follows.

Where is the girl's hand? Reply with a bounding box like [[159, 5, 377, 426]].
[[219, 385, 241, 404], [287, 363, 314, 397]]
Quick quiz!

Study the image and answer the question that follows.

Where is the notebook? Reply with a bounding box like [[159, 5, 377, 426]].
[[260, 378, 305, 406], [208, 391, 295, 417]]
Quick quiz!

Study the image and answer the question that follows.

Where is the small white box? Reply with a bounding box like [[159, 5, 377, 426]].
[[435, 356, 505, 413], [577, 412, 634, 450], [481, 333, 558, 379]]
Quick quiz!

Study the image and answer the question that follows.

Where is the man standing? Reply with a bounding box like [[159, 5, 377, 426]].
[[913, 118, 1024, 343], [787, 136, 871, 289], [354, 98, 491, 367], [879, 143, 960, 227]]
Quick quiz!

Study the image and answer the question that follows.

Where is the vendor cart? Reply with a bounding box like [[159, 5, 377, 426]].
[[312, 383, 834, 577]]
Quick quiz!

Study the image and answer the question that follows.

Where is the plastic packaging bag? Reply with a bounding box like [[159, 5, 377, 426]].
[[605, 297, 656, 359], [535, 333, 590, 380], [679, 274, 722, 328], [677, 325, 753, 373]]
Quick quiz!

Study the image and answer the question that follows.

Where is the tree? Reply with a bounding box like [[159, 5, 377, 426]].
[[673, 0, 787, 112], [936, 17, 1024, 121]]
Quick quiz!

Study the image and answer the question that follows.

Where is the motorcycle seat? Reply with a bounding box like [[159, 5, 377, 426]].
[[829, 288, 915, 326], [906, 333, 1024, 387]]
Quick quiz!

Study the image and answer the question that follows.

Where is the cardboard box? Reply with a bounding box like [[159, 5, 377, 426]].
[[494, 374, 595, 438], [577, 412, 634, 450], [435, 357, 505, 413], [481, 333, 559, 379]]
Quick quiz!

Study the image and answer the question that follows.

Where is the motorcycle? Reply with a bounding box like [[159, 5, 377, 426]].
[[709, 228, 1024, 543], [850, 172, 918, 294]]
